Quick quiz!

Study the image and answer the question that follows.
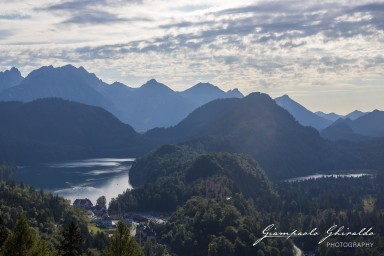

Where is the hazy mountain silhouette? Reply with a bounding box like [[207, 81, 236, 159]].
[[275, 95, 332, 130], [315, 111, 342, 122], [0, 65, 243, 131], [102, 80, 243, 131], [0, 98, 148, 163], [146, 93, 332, 179], [109, 79, 197, 131], [321, 110, 384, 141], [344, 110, 366, 120], [0, 67, 24, 92], [0, 65, 114, 112], [180, 82, 243, 106], [316, 110, 367, 122]]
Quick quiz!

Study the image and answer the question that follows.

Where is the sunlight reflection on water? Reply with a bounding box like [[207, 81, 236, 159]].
[[14, 158, 135, 205]]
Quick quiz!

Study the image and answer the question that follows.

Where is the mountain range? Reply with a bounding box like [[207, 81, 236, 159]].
[[0, 67, 23, 92], [315, 110, 366, 122], [275, 95, 333, 130], [0, 65, 243, 131], [273, 94, 384, 140], [1, 65, 384, 180], [0, 93, 383, 180], [146, 93, 333, 179], [321, 110, 384, 141]]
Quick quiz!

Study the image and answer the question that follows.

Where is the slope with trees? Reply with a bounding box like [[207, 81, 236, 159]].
[[0, 98, 150, 163], [110, 145, 277, 212]]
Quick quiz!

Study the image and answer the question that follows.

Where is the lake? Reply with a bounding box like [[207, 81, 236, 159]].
[[12, 158, 134, 205]]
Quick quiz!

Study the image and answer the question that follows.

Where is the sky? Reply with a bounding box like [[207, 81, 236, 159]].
[[0, 0, 383, 114]]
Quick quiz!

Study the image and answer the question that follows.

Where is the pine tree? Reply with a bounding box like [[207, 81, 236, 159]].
[[104, 220, 144, 256], [57, 221, 84, 256], [2, 215, 36, 256]]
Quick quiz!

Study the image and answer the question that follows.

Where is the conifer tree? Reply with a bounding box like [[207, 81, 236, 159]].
[[57, 221, 84, 256], [2, 215, 36, 256]]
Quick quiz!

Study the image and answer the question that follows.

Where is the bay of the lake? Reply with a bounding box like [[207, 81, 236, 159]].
[[12, 158, 134, 205]]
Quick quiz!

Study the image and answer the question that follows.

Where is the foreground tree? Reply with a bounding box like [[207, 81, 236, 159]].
[[104, 220, 143, 256], [2, 215, 36, 255], [1, 215, 55, 256], [57, 221, 84, 256]]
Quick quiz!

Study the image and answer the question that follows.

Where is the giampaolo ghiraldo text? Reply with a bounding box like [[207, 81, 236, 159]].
[[253, 224, 374, 246]]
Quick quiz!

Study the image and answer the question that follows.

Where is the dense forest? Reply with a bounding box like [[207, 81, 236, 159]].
[[110, 145, 277, 212], [108, 145, 384, 256], [0, 99, 150, 163], [0, 177, 143, 256]]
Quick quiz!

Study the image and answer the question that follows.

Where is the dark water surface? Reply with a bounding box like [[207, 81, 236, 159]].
[[12, 158, 134, 205]]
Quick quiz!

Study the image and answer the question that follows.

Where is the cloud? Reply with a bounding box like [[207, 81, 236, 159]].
[[39, 0, 144, 26], [44, 0, 107, 11], [0, 30, 13, 40], [43, 0, 142, 11], [60, 10, 129, 25], [0, 13, 30, 20]]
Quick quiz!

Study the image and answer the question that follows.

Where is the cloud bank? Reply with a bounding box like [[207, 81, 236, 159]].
[[1, 0, 383, 113]]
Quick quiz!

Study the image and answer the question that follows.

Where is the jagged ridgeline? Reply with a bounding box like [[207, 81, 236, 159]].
[[109, 145, 277, 212]]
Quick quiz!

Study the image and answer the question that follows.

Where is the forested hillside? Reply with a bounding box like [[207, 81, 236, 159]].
[[0, 98, 150, 163], [111, 144, 276, 212], [109, 144, 384, 256]]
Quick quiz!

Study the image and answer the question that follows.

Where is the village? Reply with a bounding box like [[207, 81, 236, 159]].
[[73, 198, 166, 246]]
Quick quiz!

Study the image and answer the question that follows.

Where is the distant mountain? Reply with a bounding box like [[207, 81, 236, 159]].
[[275, 95, 332, 130], [110, 79, 197, 131], [0, 65, 114, 112], [0, 65, 243, 132], [0, 67, 23, 92], [315, 111, 342, 122], [0, 98, 149, 163], [321, 110, 384, 141], [315, 110, 366, 122], [345, 110, 366, 120], [180, 82, 243, 106], [105, 80, 243, 131], [146, 93, 332, 180]]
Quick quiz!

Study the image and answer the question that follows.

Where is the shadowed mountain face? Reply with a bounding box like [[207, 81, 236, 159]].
[[275, 95, 332, 130], [0, 98, 148, 163], [321, 110, 384, 141], [315, 111, 343, 122], [0, 65, 243, 132], [146, 93, 333, 180], [0, 67, 23, 92]]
